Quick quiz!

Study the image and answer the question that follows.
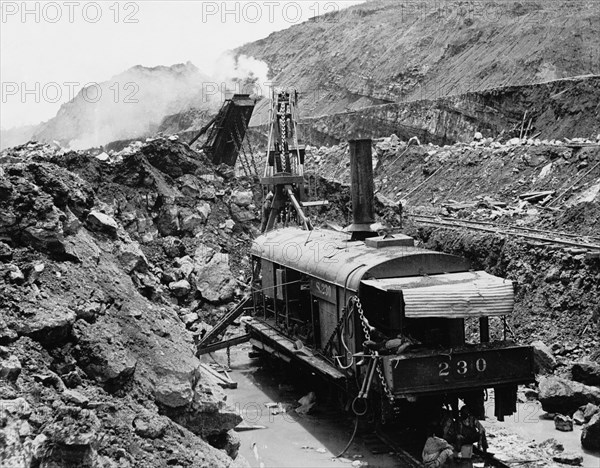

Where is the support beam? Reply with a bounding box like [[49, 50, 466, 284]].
[[196, 334, 250, 357]]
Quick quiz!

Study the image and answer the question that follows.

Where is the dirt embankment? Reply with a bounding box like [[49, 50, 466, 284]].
[[303, 135, 600, 358], [308, 136, 600, 236], [0, 138, 264, 467]]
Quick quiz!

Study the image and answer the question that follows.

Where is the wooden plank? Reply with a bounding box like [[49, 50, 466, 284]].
[[246, 319, 346, 381], [260, 175, 304, 185], [196, 334, 250, 356], [199, 363, 237, 389], [519, 190, 555, 201], [198, 297, 252, 348], [301, 200, 330, 207], [249, 339, 291, 363]]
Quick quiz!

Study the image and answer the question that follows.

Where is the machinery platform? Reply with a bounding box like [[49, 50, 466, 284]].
[[244, 317, 347, 383]]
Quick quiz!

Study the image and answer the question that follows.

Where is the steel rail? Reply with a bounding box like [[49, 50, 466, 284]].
[[374, 428, 424, 468], [413, 215, 600, 242], [410, 215, 600, 251], [374, 428, 513, 468]]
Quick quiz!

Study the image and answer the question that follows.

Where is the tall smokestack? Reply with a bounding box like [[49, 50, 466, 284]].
[[347, 139, 377, 241]]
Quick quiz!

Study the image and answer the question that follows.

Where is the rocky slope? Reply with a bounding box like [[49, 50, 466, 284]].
[[234, 0, 600, 143], [0, 138, 266, 467], [238, 0, 600, 118]]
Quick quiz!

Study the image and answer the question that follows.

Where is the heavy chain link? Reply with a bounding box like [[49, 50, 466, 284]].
[[353, 296, 395, 404]]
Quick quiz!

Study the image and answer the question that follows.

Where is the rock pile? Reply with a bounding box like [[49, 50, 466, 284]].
[[0, 137, 263, 466]]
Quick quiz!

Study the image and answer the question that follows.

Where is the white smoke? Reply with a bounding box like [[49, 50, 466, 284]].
[[28, 55, 271, 150], [210, 52, 270, 100]]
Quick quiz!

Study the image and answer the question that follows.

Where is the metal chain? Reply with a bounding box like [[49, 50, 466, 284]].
[[354, 296, 395, 404], [322, 302, 354, 356]]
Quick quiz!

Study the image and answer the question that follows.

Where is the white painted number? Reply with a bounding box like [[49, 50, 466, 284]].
[[438, 357, 488, 378]]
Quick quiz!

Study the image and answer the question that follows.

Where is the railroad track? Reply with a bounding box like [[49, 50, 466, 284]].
[[409, 214, 600, 252], [474, 447, 512, 468], [373, 428, 513, 468], [373, 428, 424, 468]]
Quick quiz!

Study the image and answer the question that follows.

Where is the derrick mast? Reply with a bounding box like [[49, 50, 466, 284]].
[[260, 88, 312, 232]]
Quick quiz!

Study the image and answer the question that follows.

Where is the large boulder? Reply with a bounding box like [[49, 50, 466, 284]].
[[554, 414, 573, 432], [44, 406, 101, 466], [583, 403, 599, 422], [72, 319, 137, 388], [0, 355, 22, 382], [132, 410, 170, 439], [85, 211, 118, 237], [0, 398, 33, 468], [581, 413, 600, 450], [12, 303, 76, 345], [230, 190, 253, 207], [169, 279, 191, 297], [539, 376, 600, 415], [116, 240, 149, 274], [552, 452, 583, 466], [155, 374, 193, 408], [532, 340, 556, 374], [192, 245, 236, 303], [0, 240, 13, 261], [180, 212, 205, 235], [165, 369, 242, 438], [571, 361, 600, 386], [156, 205, 180, 236], [230, 204, 257, 223]]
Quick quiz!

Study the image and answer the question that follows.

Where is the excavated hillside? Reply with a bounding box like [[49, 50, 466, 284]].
[[237, 0, 600, 142], [239, 0, 600, 114], [0, 138, 268, 467]]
